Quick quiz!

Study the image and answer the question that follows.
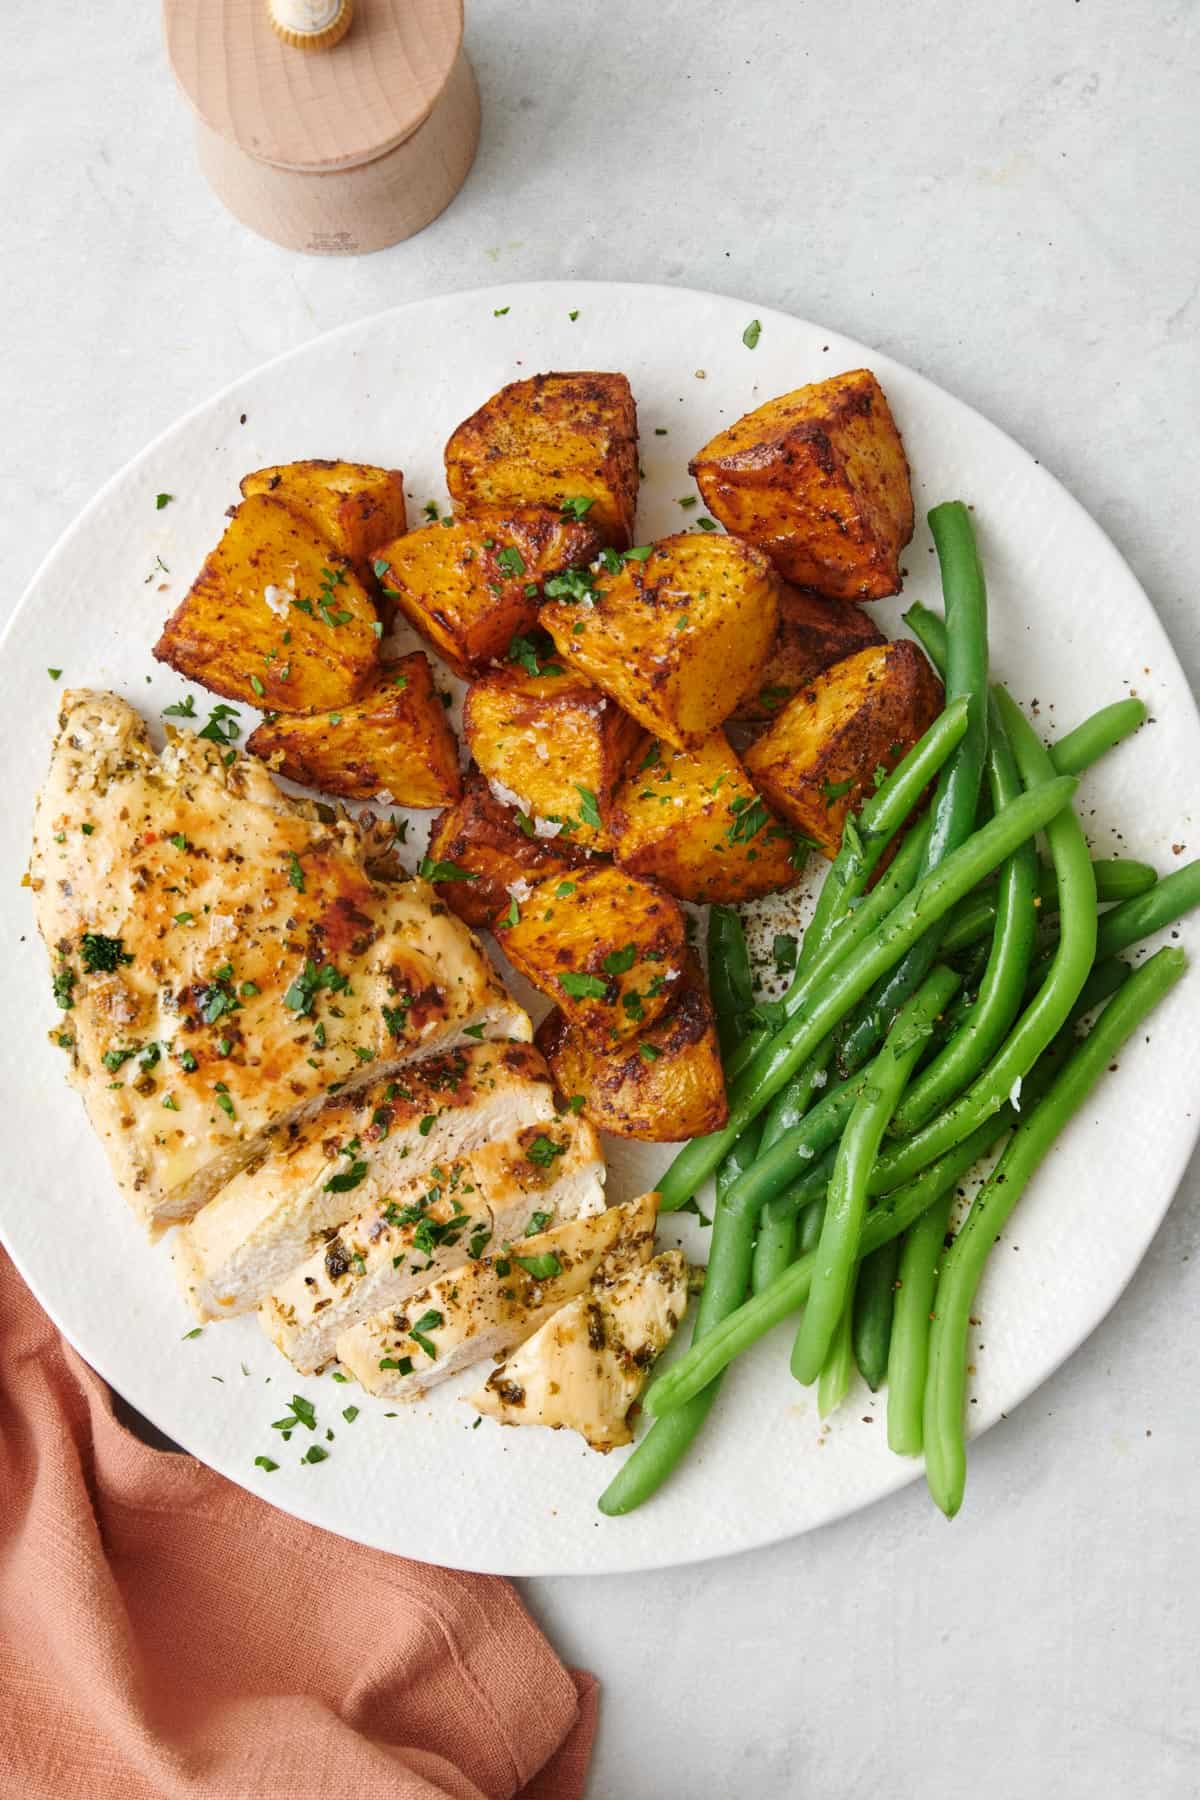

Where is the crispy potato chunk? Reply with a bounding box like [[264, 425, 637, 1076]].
[[425, 771, 597, 927], [495, 864, 687, 1044], [444, 372, 639, 549], [732, 586, 886, 725], [154, 494, 381, 712], [743, 640, 943, 857], [374, 505, 601, 678], [689, 370, 914, 601], [462, 664, 642, 852], [542, 532, 779, 750], [239, 460, 407, 588], [535, 957, 728, 1141], [610, 731, 802, 903], [245, 653, 460, 806]]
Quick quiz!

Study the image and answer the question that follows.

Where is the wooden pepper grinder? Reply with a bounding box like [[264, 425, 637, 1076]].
[[163, 0, 481, 254]]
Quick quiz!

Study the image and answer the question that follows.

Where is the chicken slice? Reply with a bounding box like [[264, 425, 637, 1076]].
[[31, 691, 527, 1232], [337, 1192, 659, 1400], [260, 1113, 606, 1373], [173, 1040, 557, 1320], [467, 1250, 688, 1451]]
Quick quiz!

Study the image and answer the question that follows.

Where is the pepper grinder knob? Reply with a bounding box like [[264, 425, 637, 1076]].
[[267, 0, 353, 51]]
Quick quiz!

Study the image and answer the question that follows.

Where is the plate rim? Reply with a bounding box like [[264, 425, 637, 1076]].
[[5, 277, 1199, 1575]]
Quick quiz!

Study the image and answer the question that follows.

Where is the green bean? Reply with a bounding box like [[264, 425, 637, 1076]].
[[751, 1202, 796, 1293], [886, 1193, 956, 1454], [940, 857, 1157, 956], [818, 1298, 855, 1417], [798, 1193, 826, 1254], [864, 693, 1096, 1195], [853, 1237, 902, 1391], [708, 904, 755, 1061], [791, 966, 961, 1383], [596, 908, 757, 1516], [923, 945, 1187, 1517], [892, 697, 1038, 1135], [645, 1111, 1018, 1417], [832, 505, 990, 1076], [905, 603, 1147, 781], [723, 818, 931, 1086], [1094, 860, 1200, 962], [658, 774, 1077, 1210]]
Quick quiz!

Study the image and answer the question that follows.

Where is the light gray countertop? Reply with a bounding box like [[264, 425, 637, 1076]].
[[5, 2, 1198, 1793]]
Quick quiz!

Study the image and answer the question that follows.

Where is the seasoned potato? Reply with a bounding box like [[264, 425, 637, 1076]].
[[743, 640, 943, 857], [610, 731, 803, 903], [374, 505, 601, 678], [239, 460, 407, 589], [245, 653, 460, 806], [689, 370, 914, 601], [535, 957, 728, 1141], [732, 586, 886, 724], [444, 372, 639, 549], [494, 864, 687, 1044], [542, 532, 779, 750], [424, 771, 597, 927], [154, 494, 381, 712], [462, 663, 642, 852]]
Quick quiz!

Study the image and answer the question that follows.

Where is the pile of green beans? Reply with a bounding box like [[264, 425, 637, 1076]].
[[600, 501, 1199, 1521]]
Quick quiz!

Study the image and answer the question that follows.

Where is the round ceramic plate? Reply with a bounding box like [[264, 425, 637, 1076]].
[[3, 282, 1197, 1575]]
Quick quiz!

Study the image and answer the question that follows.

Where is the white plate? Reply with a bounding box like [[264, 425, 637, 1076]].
[[3, 282, 1198, 1576]]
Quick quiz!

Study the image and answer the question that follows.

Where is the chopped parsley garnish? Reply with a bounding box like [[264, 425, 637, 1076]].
[[283, 959, 350, 1016], [254, 1455, 279, 1472], [250, 674, 265, 698], [726, 795, 769, 845], [290, 1395, 317, 1430], [575, 786, 602, 830], [80, 933, 133, 974], [179, 1047, 198, 1073], [287, 853, 305, 892], [52, 964, 76, 1010], [678, 495, 698, 510], [526, 1135, 565, 1169], [213, 1082, 236, 1119], [638, 1042, 662, 1062], [696, 517, 718, 532], [418, 1114, 436, 1136], [342, 1405, 359, 1424], [555, 881, 576, 897], [742, 318, 762, 349], [379, 1355, 414, 1374], [423, 500, 440, 521], [773, 932, 799, 973], [102, 1046, 138, 1072], [560, 495, 594, 519], [417, 856, 478, 882], [162, 695, 197, 719], [169, 832, 190, 851], [514, 1252, 561, 1281], [624, 544, 654, 561], [381, 1002, 409, 1038], [156, 492, 174, 509], [820, 777, 855, 804], [496, 545, 526, 577], [302, 1445, 329, 1464], [324, 1159, 368, 1194], [507, 630, 563, 678], [565, 1095, 586, 1113], [409, 1309, 443, 1359], [543, 564, 597, 605], [493, 306, 510, 317], [602, 944, 637, 976], [558, 971, 608, 1000], [181, 1327, 203, 1341], [462, 1022, 486, 1040], [48, 667, 63, 680], [568, 309, 579, 321], [504, 896, 520, 928], [524, 1210, 552, 1236], [514, 810, 536, 839], [197, 702, 242, 745], [622, 990, 646, 1022]]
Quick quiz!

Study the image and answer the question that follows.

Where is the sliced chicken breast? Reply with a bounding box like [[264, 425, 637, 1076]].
[[337, 1192, 659, 1400], [260, 1113, 606, 1373], [467, 1249, 688, 1451], [30, 692, 526, 1232], [173, 1040, 557, 1320]]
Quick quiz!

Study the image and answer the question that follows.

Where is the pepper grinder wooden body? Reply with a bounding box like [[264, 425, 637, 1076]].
[[164, 0, 480, 255]]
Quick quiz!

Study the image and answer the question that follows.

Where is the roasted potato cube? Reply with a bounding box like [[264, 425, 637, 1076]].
[[462, 663, 642, 852], [245, 653, 460, 806], [424, 771, 597, 927], [732, 586, 886, 724], [610, 731, 803, 903], [239, 460, 407, 587], [495, 864, 687, 1044], [445, 372, 639, 549], [374, 505, 601, 678], [535, 957, 728, 1141], [542, 532, 779, 750], [153, 494, 381, 712], [689, 370, 914, 601], [743, 640, 943, 857]]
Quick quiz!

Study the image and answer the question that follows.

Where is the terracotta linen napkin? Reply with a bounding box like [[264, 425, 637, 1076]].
[[0, 1248, 596, 1799]]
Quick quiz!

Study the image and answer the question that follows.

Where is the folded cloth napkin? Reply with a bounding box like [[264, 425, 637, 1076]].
[[0, 1248, 597, 1799]]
